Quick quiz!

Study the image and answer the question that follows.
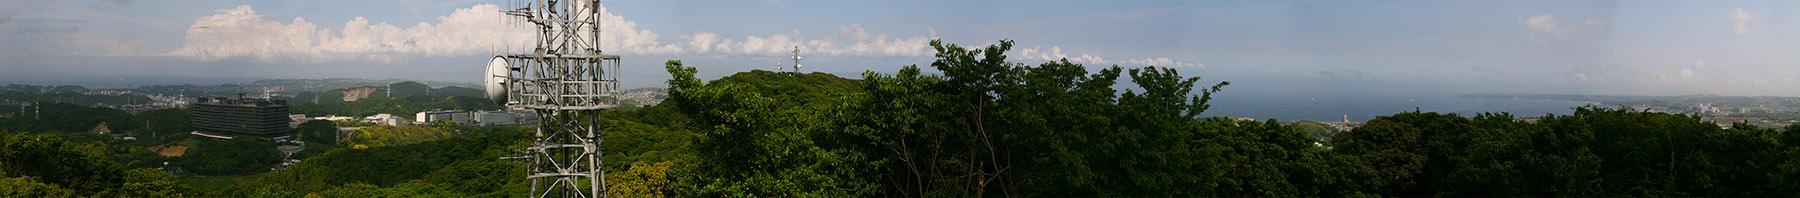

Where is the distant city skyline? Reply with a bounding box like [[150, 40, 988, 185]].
[[4, 0, 1800, 96]]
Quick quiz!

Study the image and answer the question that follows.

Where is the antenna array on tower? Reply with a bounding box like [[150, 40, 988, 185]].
[[483, 1, 619, 197]]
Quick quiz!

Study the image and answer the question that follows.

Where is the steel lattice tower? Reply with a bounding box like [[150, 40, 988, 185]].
[[485, 0, 618, 197]]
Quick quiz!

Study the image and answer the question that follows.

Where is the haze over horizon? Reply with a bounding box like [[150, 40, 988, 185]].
[[4, 0, 1800, 97]]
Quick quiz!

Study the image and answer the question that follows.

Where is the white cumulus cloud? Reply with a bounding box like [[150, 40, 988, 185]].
[[166, 4, 533, 63], [1015, 46, 1204, 68], [1520, 14, 1607, 42], [162, 3, 1200, 68], [163, 4, 935, 63], [1732, 8, 1754, 35]]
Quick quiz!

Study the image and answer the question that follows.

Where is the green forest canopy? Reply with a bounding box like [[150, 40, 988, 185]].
[[5, 39, 1800, 197]]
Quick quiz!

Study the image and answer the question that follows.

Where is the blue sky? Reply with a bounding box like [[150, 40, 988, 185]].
[[3, 0, 1799, 96]]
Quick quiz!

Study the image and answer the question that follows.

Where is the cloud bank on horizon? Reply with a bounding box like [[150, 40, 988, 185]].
[[154, 3, 1199, 68]]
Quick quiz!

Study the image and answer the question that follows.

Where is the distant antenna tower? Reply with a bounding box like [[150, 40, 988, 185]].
[[790, 46, 803, 74], [485, 0, 618, 197]]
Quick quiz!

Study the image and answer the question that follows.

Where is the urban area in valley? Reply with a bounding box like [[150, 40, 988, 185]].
[[0, 79, 666, 176], [1466, 94, 1800, 128]]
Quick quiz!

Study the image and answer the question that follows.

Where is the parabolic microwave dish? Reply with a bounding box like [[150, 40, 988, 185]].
[[484, 56, 510, 106]]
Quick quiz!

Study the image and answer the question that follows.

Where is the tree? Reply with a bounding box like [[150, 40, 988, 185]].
[[220, 127, 533, 196], [421, 160, 525, 195], [1546, 106, 1783, 196], [135, 108, 194, 140], [0, 175, 76, 197], [0, 103, 138, 133], [0, 132, 197, 197], [0, 132, 124, 195], [665, 60, 878, 197], [295, 120, 339, 145], [607, 161, 677, 198], [844, 39, 1241, 197], [316, 182, 460, 197], [1773, 124, 1800, 195], [95, 168, 195, 197], [1329, 106, 1791, 196], [1291, 121, 1340, 140], [179, 138, 280, 175]]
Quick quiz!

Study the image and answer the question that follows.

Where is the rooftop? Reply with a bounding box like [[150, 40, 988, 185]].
[[196, 93, 287, 107]]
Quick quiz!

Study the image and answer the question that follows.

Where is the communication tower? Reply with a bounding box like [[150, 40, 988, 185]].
[[484, 0, 618, 197], [790, 46, 803, 73]]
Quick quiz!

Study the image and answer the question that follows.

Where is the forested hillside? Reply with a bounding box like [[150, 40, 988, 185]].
[[0, 103, 139, 133], [640, 39, 1800, 197], [5, 39, 1800, 197], [283, 81, 490, 112], [342, 123, 480, 148], [0, 87, 152, 106], [285, 94, 499, 118], [0, 132, 190, 197]]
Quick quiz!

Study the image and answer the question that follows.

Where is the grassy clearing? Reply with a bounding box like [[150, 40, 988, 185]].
[[150, 144, 188, 157]]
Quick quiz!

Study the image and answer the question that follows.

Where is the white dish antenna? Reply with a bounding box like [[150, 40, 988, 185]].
[[484, 56, 511, 105]]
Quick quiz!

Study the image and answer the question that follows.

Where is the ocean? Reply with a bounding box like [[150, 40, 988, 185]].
[[1205, 93, 1597, 122]]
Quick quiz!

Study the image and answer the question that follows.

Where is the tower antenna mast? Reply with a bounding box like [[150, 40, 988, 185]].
[[486, 0, 619, 197]]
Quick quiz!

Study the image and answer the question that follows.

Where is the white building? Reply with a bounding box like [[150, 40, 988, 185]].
[[415, 110, 472, 125], [314, 115, 355, 122], [361, 114, 407, 126]]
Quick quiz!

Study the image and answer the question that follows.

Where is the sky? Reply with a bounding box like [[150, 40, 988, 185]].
[[3, 0, 1800, 97]]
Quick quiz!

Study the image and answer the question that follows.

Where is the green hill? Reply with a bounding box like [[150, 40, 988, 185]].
[[343, 124, 474, 149], [284, 93, 499, 118], [1289, 121, 1339, 139], [0, 84, 152, 106], [705, 70, 861, 107], [0, 103, 138, 133]]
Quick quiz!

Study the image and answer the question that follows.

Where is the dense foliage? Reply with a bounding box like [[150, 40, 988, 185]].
[[649, 39, 1800, 197], [657, 39, 1327, 197], [703, 70, 861, 107], [179, 138, 281, 176], [1291, 121, 1340, 141], [0, 132, 191, 197], [292, 120, 338, 145], [7, 39, 1800, 197], [205, 108, 702, 197], [135, 108, 195, 139], [1333, 108, 1800, 196], [0, 85, 152, 106], [219, 128, 533, 197], [0, 103, 138, 133], [342, 123, 476, 148]]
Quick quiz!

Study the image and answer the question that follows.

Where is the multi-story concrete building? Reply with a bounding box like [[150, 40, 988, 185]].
[[473, 110, 538, 126], [193, 94, 291, 137]]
